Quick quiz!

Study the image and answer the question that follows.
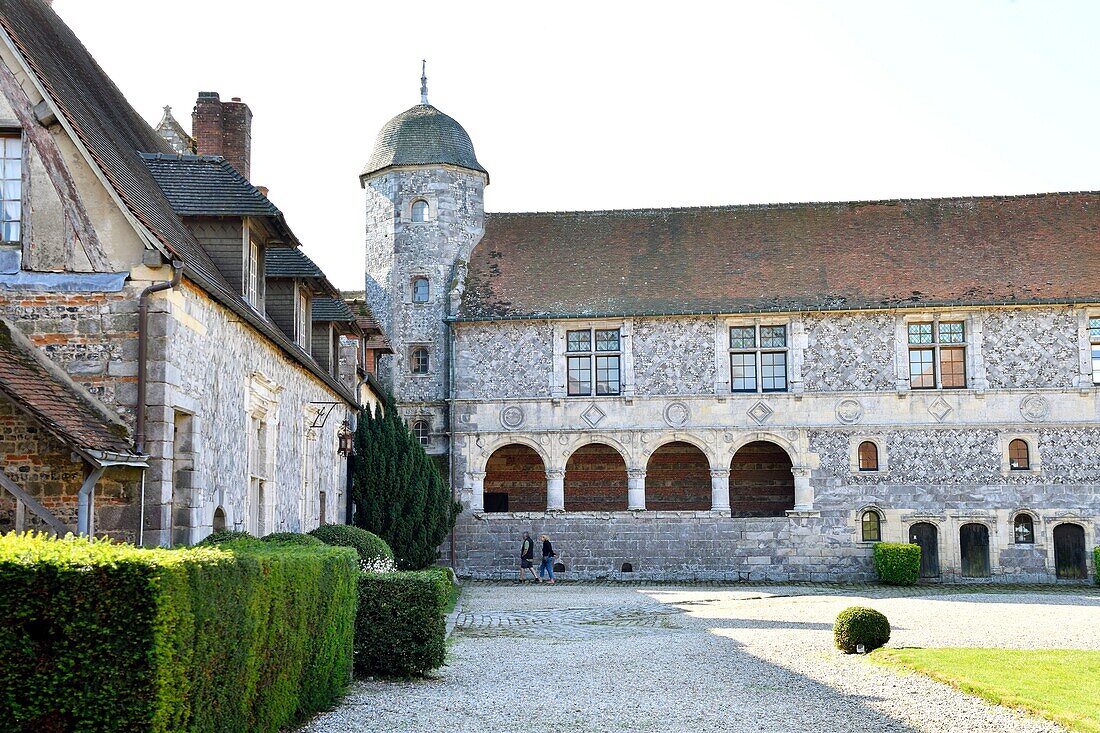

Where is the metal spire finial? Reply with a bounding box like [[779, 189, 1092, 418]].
[[420, 60, 428, 105]]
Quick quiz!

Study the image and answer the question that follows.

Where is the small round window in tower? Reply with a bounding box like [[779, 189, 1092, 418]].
[[413, 420, 430, 446], [412, 277, 429, 303], [411, 347, 430, 374], [411, 199, 429, 223]]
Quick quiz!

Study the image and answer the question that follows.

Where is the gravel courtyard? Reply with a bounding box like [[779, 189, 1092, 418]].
[[302, 583, 1100, 733]]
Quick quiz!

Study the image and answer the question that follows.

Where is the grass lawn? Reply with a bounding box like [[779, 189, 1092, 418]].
[[872, 648, 1100, 733], [444, 581, 461, 615]]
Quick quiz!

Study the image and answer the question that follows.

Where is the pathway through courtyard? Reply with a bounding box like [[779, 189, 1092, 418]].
[[302, 583, 1100, 733]]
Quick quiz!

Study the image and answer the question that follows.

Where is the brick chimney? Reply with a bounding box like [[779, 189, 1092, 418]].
[[191, 92, 252, 180]]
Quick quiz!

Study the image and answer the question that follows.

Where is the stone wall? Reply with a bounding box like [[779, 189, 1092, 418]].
[[454, 321, 552, 399], [983, 308, 1079, 390], [633, 317, 716, 395], [802, 312, 896, 392]]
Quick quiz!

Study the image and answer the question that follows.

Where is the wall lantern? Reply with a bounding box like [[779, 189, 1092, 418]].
[[337, 420, 355, 457]]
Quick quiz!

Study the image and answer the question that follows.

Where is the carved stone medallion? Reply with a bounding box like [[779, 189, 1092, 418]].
[[1019, 394, 1050, 423], [663, 401, 690, 428], [500, 405, 525, 429], [835, 398, 864, 425]]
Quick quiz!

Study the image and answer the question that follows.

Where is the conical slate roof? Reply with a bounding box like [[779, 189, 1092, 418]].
[[361, 104, 487, 180]]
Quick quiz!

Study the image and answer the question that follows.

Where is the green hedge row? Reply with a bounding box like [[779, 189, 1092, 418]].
[[356, 569, 450, 677], [0, 531, 358, 733], [873, 542, 921, 585]]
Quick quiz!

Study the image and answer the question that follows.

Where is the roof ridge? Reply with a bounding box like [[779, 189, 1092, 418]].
[[139, 151, 225, 163], [485, 190, 1100, 218]]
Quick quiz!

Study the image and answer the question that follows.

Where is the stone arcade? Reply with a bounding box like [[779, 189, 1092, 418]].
[[363, 75, 1100, 582]]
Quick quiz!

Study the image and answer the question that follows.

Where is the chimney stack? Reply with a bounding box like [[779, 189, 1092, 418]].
[[191, 91, 252, 180]]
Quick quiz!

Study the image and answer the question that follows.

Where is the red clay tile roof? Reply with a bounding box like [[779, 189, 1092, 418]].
[[0, 319, 133, 456], [460, 193, 1100, 320]]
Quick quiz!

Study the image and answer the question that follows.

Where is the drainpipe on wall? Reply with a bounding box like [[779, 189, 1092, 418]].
[[135, 260, 184, 546]]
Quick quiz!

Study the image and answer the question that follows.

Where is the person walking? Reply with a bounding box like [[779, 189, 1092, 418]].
[[518, 531, 538, 582], [538, 534, 556, 584]]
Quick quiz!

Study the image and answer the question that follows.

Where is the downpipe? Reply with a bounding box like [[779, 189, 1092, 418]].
[[135, 260, 183, 546]]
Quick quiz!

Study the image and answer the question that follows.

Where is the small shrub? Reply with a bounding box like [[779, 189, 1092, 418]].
[[261, 532, 325, 547], [355, 570, 449, 677], [834, 606, 891, 654], [310, 524, 393, 564], [197, 529, 256, 546], [873, 542, 921, 585]]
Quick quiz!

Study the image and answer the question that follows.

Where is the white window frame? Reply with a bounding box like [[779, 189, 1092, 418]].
[[295, 286, 311, 351], [896, 312, 985, 392], [0, 132, 22, 244], [244, 226, 264, 308], [551, 320, 634, 400], [412, 419, 431, 446], [246, 372, 280, 536]]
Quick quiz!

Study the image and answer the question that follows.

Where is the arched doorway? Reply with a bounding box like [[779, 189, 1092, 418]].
[[645, 442, 711, 511], [484, 444, 546, 512], [959, 523, 991, 578], [564, 444, 627, 511], [728, 441, 795, 517], [212, 506, 226, 532], [909, 522, 940, 578], [1053, 523, 1087, 580]]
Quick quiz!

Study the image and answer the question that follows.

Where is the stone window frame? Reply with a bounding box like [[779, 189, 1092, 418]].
[[998, 432, 1041, 476], [894, 311, 986, 392], [246, 371, 281, 536], [410, 275, 430, 304], [714, 316, 804, 395], [551, 319, 634, 400], [409, 344, 431, 376], [1010, 509, 1041, 546], [856, 505, 885, 544], [1078, 308, 1100, 388], [402, 196, 438, 224], [848, 436, 888, 475], [411, 418, 431, 446]]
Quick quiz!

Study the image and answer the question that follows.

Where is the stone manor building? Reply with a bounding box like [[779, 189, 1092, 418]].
[[0, 0, 380, 545], [364, 78, 1100, 582]]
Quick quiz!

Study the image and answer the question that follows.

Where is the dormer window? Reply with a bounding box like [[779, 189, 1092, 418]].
[[295, 286, 311, 350], [245, 234, 264, 307], [412, 277, 429, 303], [1, 134, 22, 243], [411, 199, 429, 223]]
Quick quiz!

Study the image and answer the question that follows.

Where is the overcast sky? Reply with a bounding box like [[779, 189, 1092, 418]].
[[54, 1, 1100, 289]]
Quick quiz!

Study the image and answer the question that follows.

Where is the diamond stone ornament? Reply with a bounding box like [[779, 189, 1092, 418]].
[[581, 403, 606, 427], [747, 400, 774, 425], [928, 397, 953, 422]]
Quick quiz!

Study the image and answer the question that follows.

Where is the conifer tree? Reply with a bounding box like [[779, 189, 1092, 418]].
[[351, 390, 459, 569]]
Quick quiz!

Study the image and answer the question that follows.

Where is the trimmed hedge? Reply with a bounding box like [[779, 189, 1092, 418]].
[[873, 542, 921, 585], [0, 531, 357, 733], [310, 524, 394, 564], [356, 570, 449, 677], [834, 606, 891, 654], [261, 532, 326, 547], [198, 529, 256, 546]]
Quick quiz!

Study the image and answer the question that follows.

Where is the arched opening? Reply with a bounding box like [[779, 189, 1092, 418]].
[[1013, 513, 1035, 544], [959, 523, 991, 578], [1008, 439, 1030, 470], [411, 199, 429, 223], [909, 522, 940, 578], [411, 347, 429, 374], [483, 444, 545, 513], [212, 506, 226, 532], [645, 441, 712, 511], [564, 443, 627, 511], [857, 441, 879, 472], [412, 277, 429, 303], [412, 420, 430, 446], [861, 510, 881, 542], [728, 441, 795, 517], [1053, 523, 1087, 579]]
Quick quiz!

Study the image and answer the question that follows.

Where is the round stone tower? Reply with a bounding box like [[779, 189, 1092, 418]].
[[361, 68, 487, 466]]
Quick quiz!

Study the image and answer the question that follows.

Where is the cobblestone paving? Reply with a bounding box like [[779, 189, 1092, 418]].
[[302, 582, 1100, 733]]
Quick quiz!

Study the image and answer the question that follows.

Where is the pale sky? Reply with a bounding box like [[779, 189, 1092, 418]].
[[53, 1, 1100, 289]]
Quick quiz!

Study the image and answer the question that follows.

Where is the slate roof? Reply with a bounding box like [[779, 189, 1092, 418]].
[[265, 246, 325, 279], [460, 193, 1100, 321], [312, 297, 356, 322], [141, 153, 280, 218], [0, 0, 355, 406], [0, 319, 135, 457], [362, 104, 487, 181]]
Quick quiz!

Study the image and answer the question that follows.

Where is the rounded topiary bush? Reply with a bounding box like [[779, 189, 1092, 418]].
[[261, 532, 326, 547], [834, 606, 891, 654], [197, 530, 255, 546], [309, 524, 394, 564]]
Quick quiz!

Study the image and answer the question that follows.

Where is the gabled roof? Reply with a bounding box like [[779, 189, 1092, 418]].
[[265, 246, 325, 279], [312, 297, 356, 322], [0, 319, 136, 459], [0, 0, 355, 406], [460, 193, 1100, 321]]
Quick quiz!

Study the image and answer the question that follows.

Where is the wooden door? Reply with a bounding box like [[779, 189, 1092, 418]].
[[959, 523, 991, 578], [1054, 523, 1087, 580], [909, 522, 940, 578]]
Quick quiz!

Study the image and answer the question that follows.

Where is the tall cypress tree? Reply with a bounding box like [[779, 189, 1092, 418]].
[[351, 390, 459, 569]]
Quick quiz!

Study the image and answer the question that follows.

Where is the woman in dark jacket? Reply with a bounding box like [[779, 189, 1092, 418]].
[[519, 532, 537, 582], [538, 534, 556, 584]]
